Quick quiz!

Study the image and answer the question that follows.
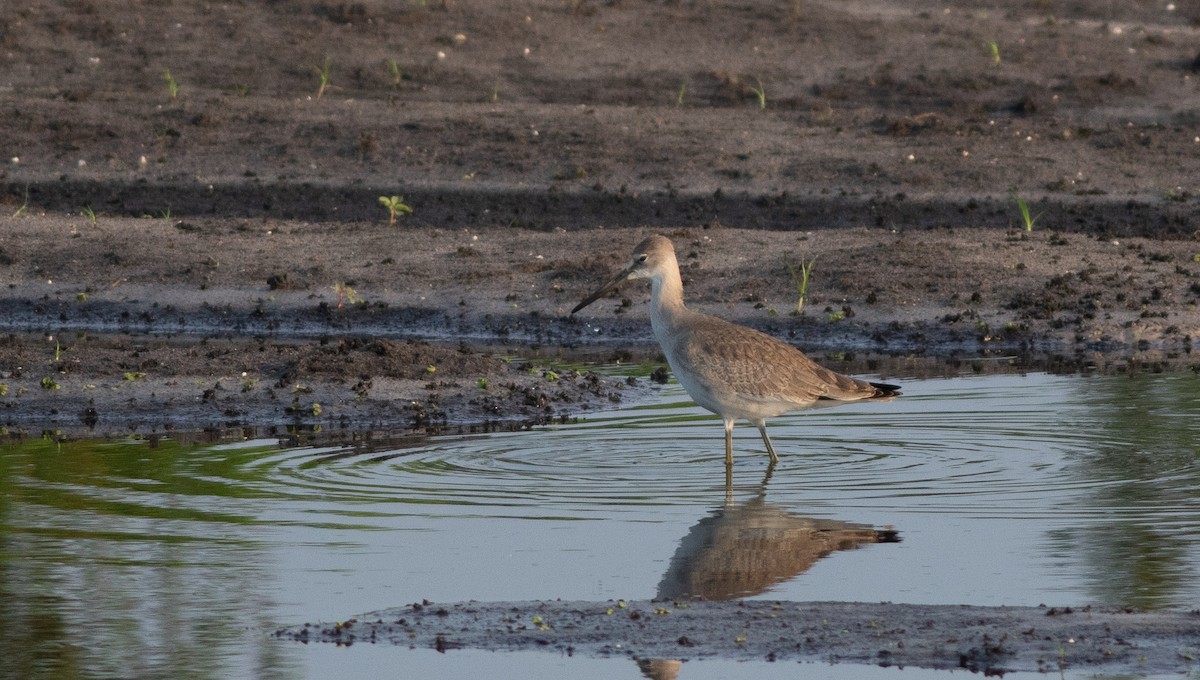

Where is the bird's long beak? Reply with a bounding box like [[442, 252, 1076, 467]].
[[570, 264, 636, 314]]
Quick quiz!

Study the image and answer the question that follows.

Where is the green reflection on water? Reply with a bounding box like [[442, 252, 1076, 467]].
[[0, 434, 297, 680], [1059, 373, 1200, 610]]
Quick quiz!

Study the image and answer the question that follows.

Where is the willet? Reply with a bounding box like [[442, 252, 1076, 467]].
[[571, 235, 899, 467]]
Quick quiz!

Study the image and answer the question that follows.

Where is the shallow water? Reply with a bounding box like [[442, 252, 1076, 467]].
[[1, 370, 1199, 678]]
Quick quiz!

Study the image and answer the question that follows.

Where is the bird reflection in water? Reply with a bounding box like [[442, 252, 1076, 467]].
[[636, 464, 900, 679]]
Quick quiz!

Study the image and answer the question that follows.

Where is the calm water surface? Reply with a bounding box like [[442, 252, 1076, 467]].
[[2, 370, 1199, 679]]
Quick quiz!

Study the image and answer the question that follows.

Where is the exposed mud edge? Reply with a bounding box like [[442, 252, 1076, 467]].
[[0, 331, 657, 439], [0, 317, 1194, 440], [5, 179, 1200, 236], [275, 599, 1200, 675]]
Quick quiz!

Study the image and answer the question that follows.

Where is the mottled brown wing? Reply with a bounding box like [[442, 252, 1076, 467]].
[[671, 314, 880, 405]]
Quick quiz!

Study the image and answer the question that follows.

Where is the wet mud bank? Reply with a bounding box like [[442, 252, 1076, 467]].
[[3, 217, 1199, 437], [2, 215, 1198, 437], [0, 331, 651, 437], [276, 599, 1200, 676]]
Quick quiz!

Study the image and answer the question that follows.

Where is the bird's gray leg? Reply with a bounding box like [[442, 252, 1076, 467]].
[[755, 421, 779, 463], [724, 462, 733, 506], [723, 419, 736, 503], [723, 418, 735, 469]]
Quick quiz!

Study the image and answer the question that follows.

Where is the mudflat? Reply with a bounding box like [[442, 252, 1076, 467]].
[[2, 0, 1198, 434], [276, 599, 1200, 676]]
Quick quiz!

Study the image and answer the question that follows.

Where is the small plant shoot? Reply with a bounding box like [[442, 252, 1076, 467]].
[[787, 257, 817, 313], [387, 58, 402, 87], [334, 283, 362, 309], [163, 67, 179, 99], [315, 56, 332, 99], [750, 78, 767, 109], [12, 186, 30, 218], [1011, 192, 1042, 232], [378, 195, 413, 225]]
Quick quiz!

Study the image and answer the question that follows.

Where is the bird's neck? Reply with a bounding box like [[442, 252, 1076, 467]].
[[649, 264, 687, 336]]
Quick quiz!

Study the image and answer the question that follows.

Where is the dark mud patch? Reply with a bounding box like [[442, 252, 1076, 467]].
[[275, 599, 1200, 676], [0, 332, 644, 436]]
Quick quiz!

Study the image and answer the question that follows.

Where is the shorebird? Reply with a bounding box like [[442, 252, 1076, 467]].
[[571, 235, 899, 467]]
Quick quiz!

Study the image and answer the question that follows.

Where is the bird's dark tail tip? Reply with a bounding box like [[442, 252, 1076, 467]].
[[869, 381, 902, 398]]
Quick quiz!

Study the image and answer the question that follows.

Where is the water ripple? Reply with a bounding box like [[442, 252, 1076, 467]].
[[6, 369, 1200, 620], [156, 372, 1198, 530]]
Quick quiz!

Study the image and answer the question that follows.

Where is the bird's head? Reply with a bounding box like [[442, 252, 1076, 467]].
[[571, 236, 676, 314]]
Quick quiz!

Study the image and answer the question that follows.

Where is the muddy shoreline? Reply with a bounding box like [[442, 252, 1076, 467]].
[[1, 217, 1197, 437], [4, 0, 1200, 435], [276, 599, 1200, 676]]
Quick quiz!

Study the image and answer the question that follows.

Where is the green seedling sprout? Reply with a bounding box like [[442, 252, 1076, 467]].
[[334, 283, 362, 309], [1011, 192, 1042, 231], [315, 56, 332, 99], [163, 67, 179, 99], [378, 195, 413, 225], [676, 80, 687, 107], [750, 78, 767, 109], [12, 186, 29, 218], [387, 58, 402, 87], [988, 40, 1001, 65], [81, 206, 97, 224], [787, 257, 817, 313]]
